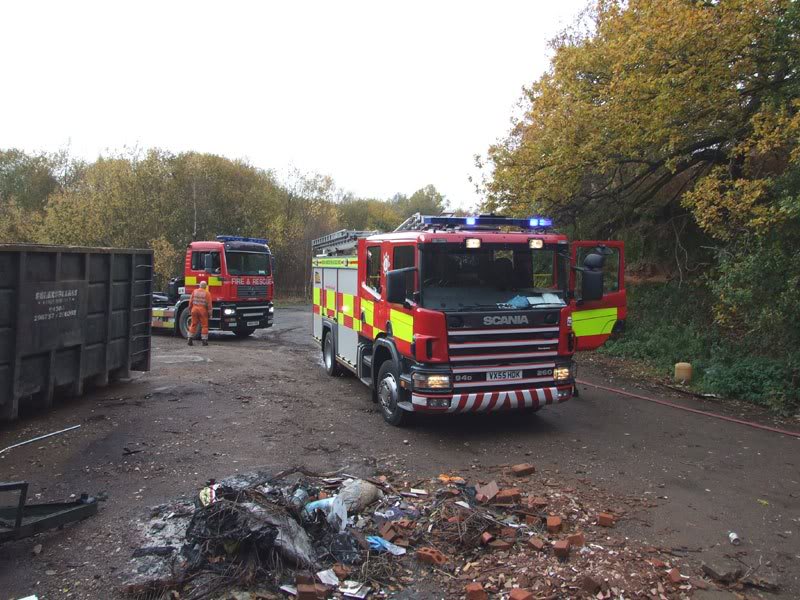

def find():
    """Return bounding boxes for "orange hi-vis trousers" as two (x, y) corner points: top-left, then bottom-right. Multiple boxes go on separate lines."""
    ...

(190, 307), (209, 340)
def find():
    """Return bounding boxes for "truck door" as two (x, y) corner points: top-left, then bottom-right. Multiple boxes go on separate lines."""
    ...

(569, 241), (626, 351)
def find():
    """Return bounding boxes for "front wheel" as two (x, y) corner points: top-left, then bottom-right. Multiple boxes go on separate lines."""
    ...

(178, 308), (192, 339)
(376, 361), (411, 427)
(323, 332), (341, 376)
(234, 327), (256, 338)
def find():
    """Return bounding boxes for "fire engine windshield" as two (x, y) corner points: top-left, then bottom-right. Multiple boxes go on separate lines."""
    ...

(225, 251), (271, 276)
(420, 243), (567, 311)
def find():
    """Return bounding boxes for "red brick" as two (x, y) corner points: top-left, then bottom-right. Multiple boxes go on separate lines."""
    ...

(396, 518), (414, 530)
(493, 488), (522, 504)
(668, 568), (682, 584)
(567, 532), (585, 547)
(296, 572), (314, 585)
(488, 539), (513, 551)
(648, 559), (666, 569)
(553, 539), (570, 558)
(527, 537), (545, 551)
(297, 584), (318, 600)
(511, 463), (536, 476)
(528, 496), (548, 510)
(332, 564), (350, 580)
(393, 537), (409, 547)
(500, 526), (517, 539)
(509, 588), (534, 600)
(480, 531), (494, 545)
(447, 515), (464, 524)
(315, 584), (330, 599)
(546, 515), (562, 533)
(524, 514), (540, 526)
(597, 512), (615, 527)
(416, 547), (448, 566)
(465, 582), (487, 600)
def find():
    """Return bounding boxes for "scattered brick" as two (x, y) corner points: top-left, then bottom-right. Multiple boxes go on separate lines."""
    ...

(527, 537), (545, 551)
(315, 584), (330, 599)
(297, 583), (318, 600)
(331, 564), (350, 580)
(393, 537), (409, 547)
(465, 582), (488, 600)
(509, 588), (534, 600)
(648, 559), (666, 569)
(488, 539), (513, 551)
(524, 514), (540, 526)
(480, 532), (494, 545)
(668, 568), (682, 584)
(396, 519), (414, 530)
(553, 539), (570, 558)
(546, 515), (562, 533)
(296, 572), (314, 585)
(528, 496), (548, 509)
(416, 547), (447, 566)
(567, 532), (586, 547)
(494, 488), (522, 504)
(500, 526), (517, 539)
(511, 463), (536, 476)
(598, 512), (616, 527)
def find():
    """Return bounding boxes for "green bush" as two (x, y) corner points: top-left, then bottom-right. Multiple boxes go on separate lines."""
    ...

(600, 282), (799, 414)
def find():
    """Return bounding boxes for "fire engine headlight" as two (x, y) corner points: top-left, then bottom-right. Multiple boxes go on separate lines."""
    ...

(529, 239), (544, 249)
(223, 308), (236, 316)
(554, 366), (572, 382)
(412, 373), (451, 389)
(465, 238), (481, 249)
(269, 306), (274, 313)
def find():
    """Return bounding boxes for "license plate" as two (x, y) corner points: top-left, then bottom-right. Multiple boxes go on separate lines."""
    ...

(247, 320), (260, 327)
(487, 370), (523, 381)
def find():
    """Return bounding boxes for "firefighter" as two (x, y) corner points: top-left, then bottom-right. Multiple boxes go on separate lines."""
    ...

(188, 280), (212, 346)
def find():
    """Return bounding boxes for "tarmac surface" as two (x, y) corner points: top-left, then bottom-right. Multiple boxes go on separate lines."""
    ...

(0, 305), (797, 599)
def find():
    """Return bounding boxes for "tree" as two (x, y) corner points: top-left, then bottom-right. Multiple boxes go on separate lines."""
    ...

(484, 0), (799, 246)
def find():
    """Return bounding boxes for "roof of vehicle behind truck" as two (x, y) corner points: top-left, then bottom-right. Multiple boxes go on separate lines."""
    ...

(365, 230), (568, 244)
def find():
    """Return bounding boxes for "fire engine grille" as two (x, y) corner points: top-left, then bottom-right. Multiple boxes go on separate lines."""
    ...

(447, 327), (560, 364)
(237, 285), (267, 298)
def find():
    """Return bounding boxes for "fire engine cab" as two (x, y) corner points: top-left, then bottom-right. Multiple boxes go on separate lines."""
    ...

(311, 214), (625, 426)
(152, 235), (275, 338)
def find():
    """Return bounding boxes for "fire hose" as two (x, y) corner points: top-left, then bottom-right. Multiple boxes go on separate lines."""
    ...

(577, 379), (800, 439)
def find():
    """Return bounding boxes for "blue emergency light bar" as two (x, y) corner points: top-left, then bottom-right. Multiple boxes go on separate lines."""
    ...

(422, 215), (553, 229)
(216, 235), (269, 245)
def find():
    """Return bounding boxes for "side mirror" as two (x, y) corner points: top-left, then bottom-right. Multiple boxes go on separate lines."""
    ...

(386, 267), (416, 305)
(203, 254), (213, 273)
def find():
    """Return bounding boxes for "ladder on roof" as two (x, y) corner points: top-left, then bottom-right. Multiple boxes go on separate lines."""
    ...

(312, 229), (377, 256)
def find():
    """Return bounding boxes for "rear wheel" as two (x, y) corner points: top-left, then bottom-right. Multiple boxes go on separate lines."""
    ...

(178, 308), (192, 339)
(376, 361), (411, 427)
(234, 327), (256, 338)
(323, 332), (341, 376)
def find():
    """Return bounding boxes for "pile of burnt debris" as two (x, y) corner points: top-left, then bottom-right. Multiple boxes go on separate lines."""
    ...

(123, 465), (775, 600)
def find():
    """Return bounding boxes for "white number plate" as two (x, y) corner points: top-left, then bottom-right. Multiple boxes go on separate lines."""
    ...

(487, 370), (523, 381)
(247, 320), (260, 326)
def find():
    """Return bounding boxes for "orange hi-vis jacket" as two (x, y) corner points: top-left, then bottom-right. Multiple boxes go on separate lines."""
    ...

(189, 287), (213, 312)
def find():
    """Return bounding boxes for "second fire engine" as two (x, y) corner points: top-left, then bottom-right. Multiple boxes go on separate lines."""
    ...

(311, 214), (626, 426)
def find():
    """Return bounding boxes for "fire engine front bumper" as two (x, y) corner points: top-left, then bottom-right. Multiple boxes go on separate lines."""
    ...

(404, 384), (574, 414)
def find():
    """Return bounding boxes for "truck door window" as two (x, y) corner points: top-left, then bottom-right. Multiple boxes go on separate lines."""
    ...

(393, 245), (416, 293)
(191, 251), (221, 273)
(575, 246), (620, 297)
(366, 246), (381, 294)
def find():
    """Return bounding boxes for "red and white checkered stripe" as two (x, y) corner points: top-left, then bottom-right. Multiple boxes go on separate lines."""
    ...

(410, 386), (571, 413)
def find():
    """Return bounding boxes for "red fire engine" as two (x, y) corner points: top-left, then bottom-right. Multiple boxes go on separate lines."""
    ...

(152, 236), (275, 338)
(311, 215), (625, 426)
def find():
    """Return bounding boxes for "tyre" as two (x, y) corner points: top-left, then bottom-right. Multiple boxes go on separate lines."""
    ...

(234, 327), (256, 338)
(178, 308), (192, 339)
(323, 332), (342, 376)
(376, 361), (411, 426)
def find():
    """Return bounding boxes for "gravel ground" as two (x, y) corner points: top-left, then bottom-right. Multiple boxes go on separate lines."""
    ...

(0, 306), (797, 599)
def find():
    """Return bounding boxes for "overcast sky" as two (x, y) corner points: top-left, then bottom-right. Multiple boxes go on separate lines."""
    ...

(1, 0), (586, 209)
